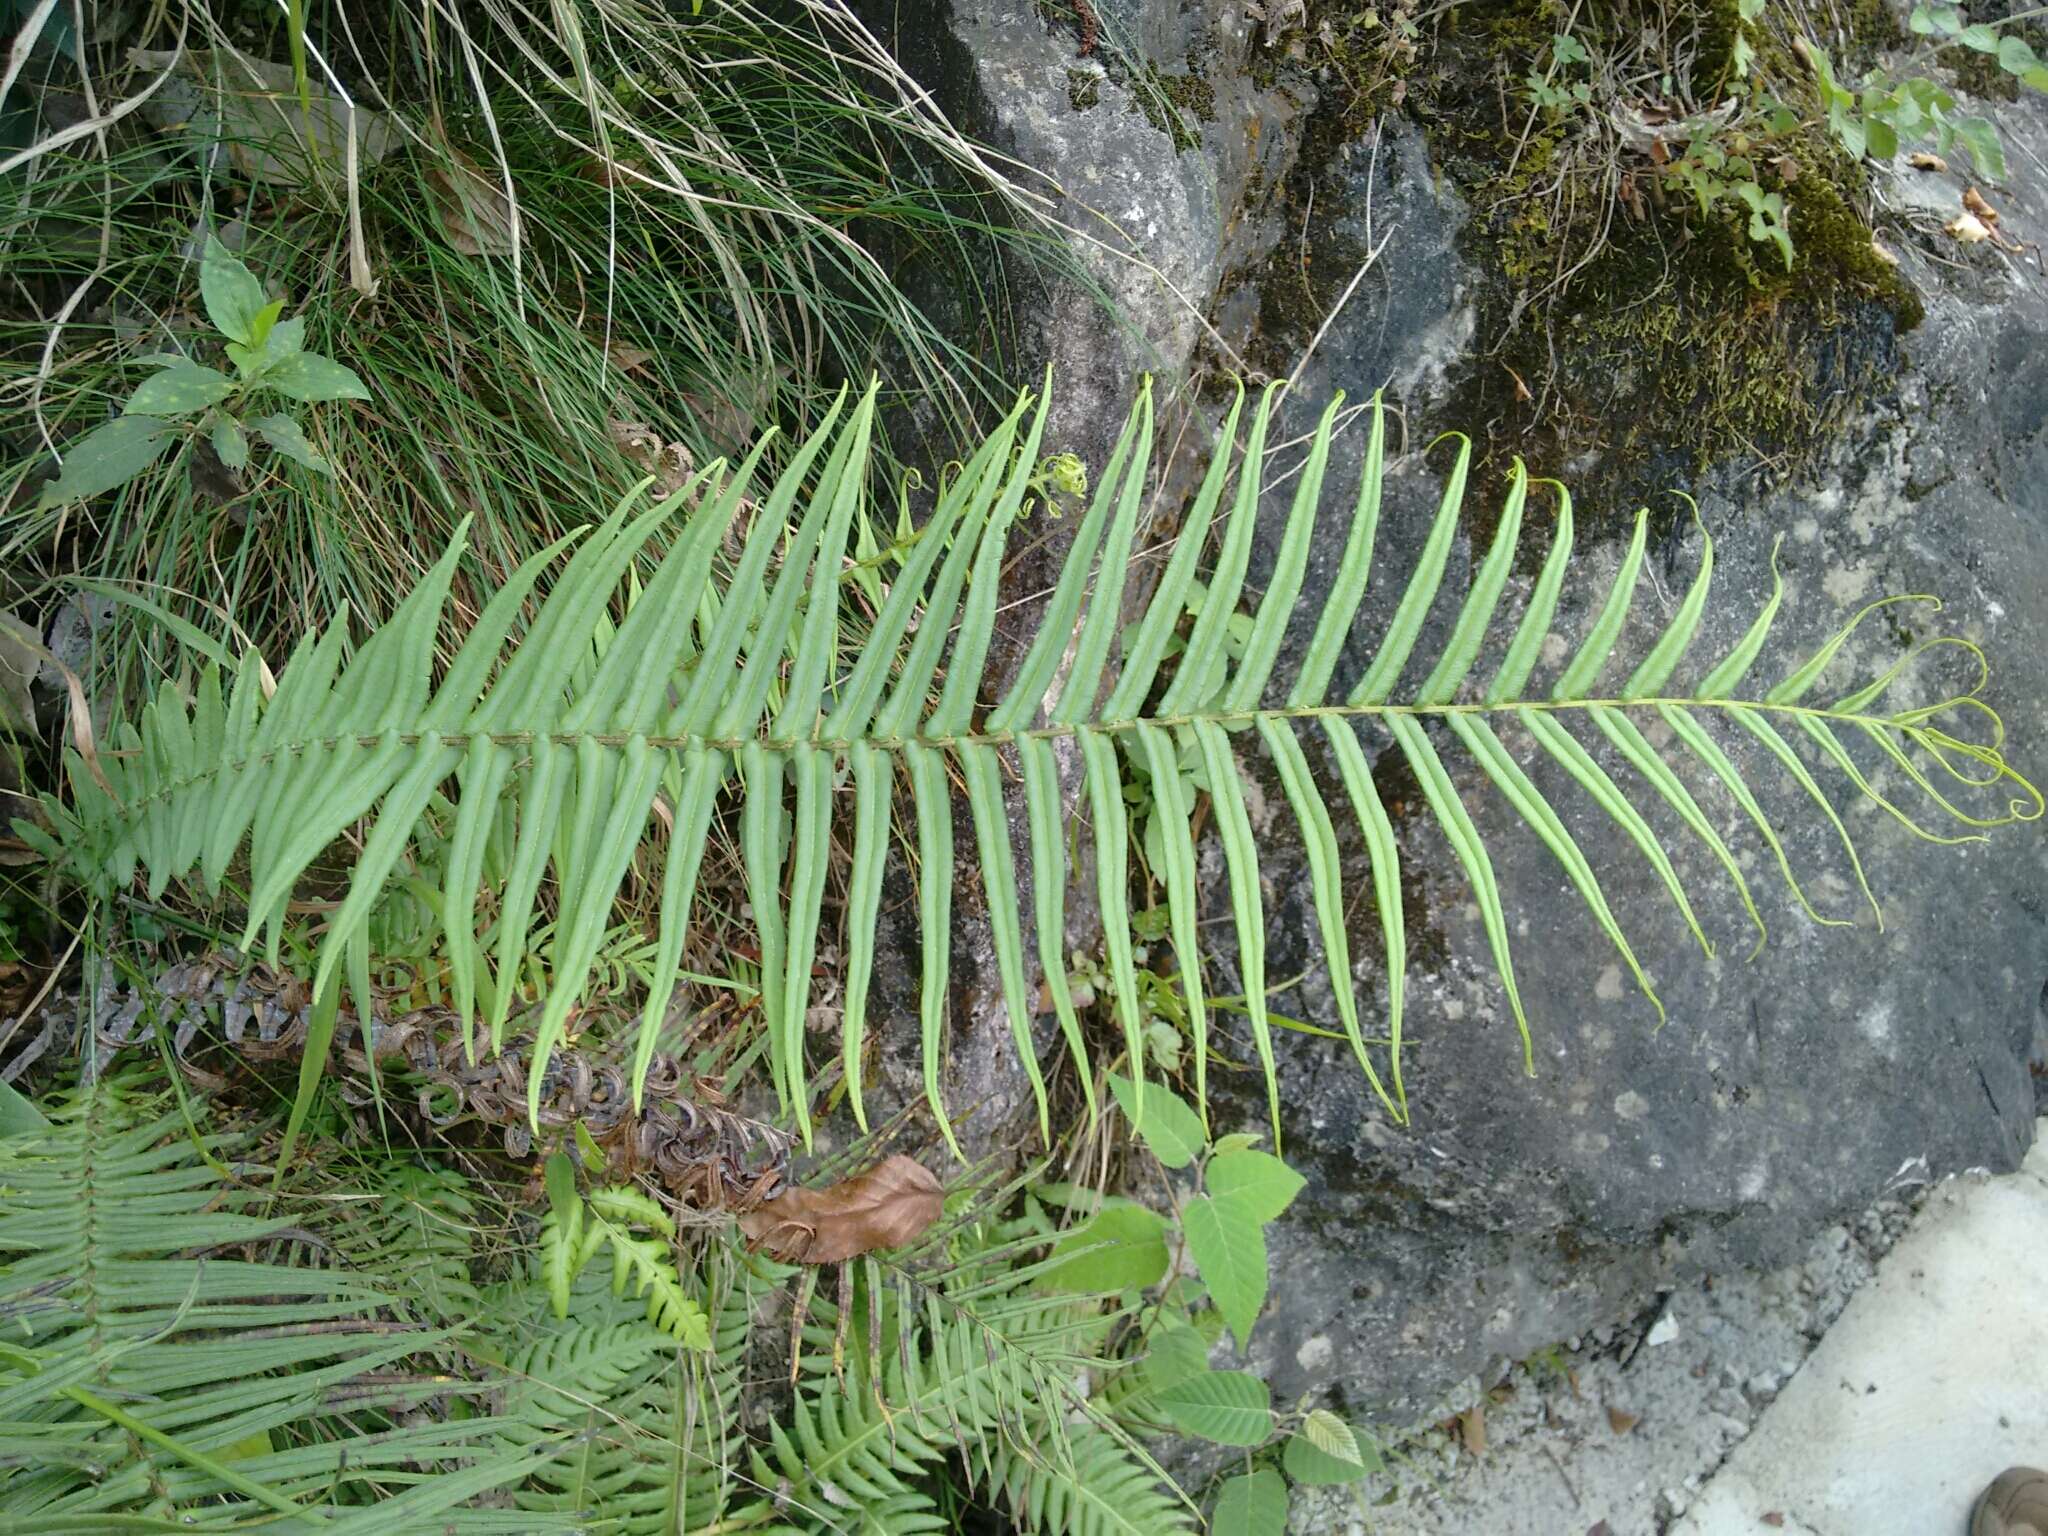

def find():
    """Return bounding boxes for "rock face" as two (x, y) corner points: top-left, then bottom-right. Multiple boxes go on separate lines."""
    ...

(873, 0), (2048, 1419)
(1222, 95), (2048, 1418)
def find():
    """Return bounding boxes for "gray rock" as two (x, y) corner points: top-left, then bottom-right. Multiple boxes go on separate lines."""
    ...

(855, 0), (1308, 1153)
(866, 0), (2048, 1432)
(1217, 97), (2048, 1418)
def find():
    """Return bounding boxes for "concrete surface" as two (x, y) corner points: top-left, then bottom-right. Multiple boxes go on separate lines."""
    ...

(1676, 1125), (2048, 1536)
(1287, 1118), (2048, 1532)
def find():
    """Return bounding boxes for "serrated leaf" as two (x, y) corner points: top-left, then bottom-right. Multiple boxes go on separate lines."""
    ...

(1206, 1148), (1305, 1224)
(126, 361), (233, 417)
(211, 415), (249, 470)
(1181, 1193), (1267, 1348)
(37, 416), (176, 507)
(1302, 1407), (1364, 1466)
(1284, 1419), (1382, 1484)
(259, 350), (370, 404)
(1109, 1072), (1205, 1168)
(201, 236), (269, 345)
(1211, 1470), (1287, 1536)
(1152, 1369), (1271, 1446)
(1143, 1322), (1209, 1396)
(1043, 1200), (1170, 1293)
(252, 413), (331, 473)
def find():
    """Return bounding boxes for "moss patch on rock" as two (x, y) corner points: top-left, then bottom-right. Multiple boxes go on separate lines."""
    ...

(1236, 0), (1928, 525)
(1424, 0), (1920, 522)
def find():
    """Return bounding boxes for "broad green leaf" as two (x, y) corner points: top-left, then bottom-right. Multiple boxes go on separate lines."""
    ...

(251, 413), (330, 473)
(1206, 1148), (1304, 1224)
(1211, 1470), (1287, 1536)
(1302, 1407), (1367, 1466)
(246, 297), (285, 348)
(37, 415), (176, 506)
(127, 361), (233, 417)
(1152, 1369), (1272, 1446)
(1181, 1193), (1267, 1347)
(201, 235), (269, 345)
(1143, 1322), (1209, 1395)
(1949, 114), (2006, 179)
(259, 350), (370, 403)
(1284, 1417), (1383, 1483)
(1042, 1201), (1170, 1293)
(210, 414), (249, 470)
(1109, 1072), (1204, 1169)
(543, 1151), (580, 1232)
(228, 316), (307, 379)
(0, 1075), (49, 1135)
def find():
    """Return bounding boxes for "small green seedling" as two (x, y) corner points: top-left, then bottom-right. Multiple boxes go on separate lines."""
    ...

(37, 237), (368, 509)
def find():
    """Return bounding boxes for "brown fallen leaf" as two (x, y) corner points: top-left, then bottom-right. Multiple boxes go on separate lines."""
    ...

(1907, 151), (1948, 172)
(1458, 1403), (1486, 1457)
(426, 143), (517, 258)
(1963, 186), (2001, 225)
(1947, 211), (1992, 244)
(1606, 1404), (1640, 1435)
(608, 420), (696, 498)
(129, 45), (396, 187)
(738, 1154), (945, 1264)
(607, 343), (656, 376)
(1761, 1515), (1786, 1529)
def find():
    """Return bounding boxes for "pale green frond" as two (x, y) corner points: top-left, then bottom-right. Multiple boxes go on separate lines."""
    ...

(1417, 460), (1526, 706)
(1189, 718), (1281, 1143)
(1132, 722), (1210, 1118)
(1449, 715), (1662, 1020)
(60, 380), (2039, 1156)
(1350, 434), (1471, 706)
(1553, 509), (1648, 701)
(1387, 714), (1533, 1072)
(1622, 504), (1713, 697)
(1257, 716), (1395, 1116)
(1485, 481), (1574, 706)
(1289, 392), (1386, 708)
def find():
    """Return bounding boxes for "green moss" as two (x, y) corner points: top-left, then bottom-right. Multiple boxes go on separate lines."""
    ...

(1158, 68), (1217, 122)
(1418, 1), (1923, 520)
(1068, 68), (1101, 111)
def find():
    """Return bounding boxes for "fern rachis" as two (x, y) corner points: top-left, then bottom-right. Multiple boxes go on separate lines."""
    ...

(36, 380), (2041, 1156)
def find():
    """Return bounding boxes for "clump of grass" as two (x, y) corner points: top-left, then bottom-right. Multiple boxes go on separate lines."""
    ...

(0, 0), (1066, 697)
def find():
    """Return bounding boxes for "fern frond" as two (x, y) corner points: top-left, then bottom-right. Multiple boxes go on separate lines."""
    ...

(993, 1428), (1200, 1536)
(0, 1072), (543, 1530)
(50, 381), (2042, 1153)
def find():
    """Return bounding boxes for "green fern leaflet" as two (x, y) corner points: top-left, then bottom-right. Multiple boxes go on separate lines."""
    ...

(35, 381), (2040, 1154)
